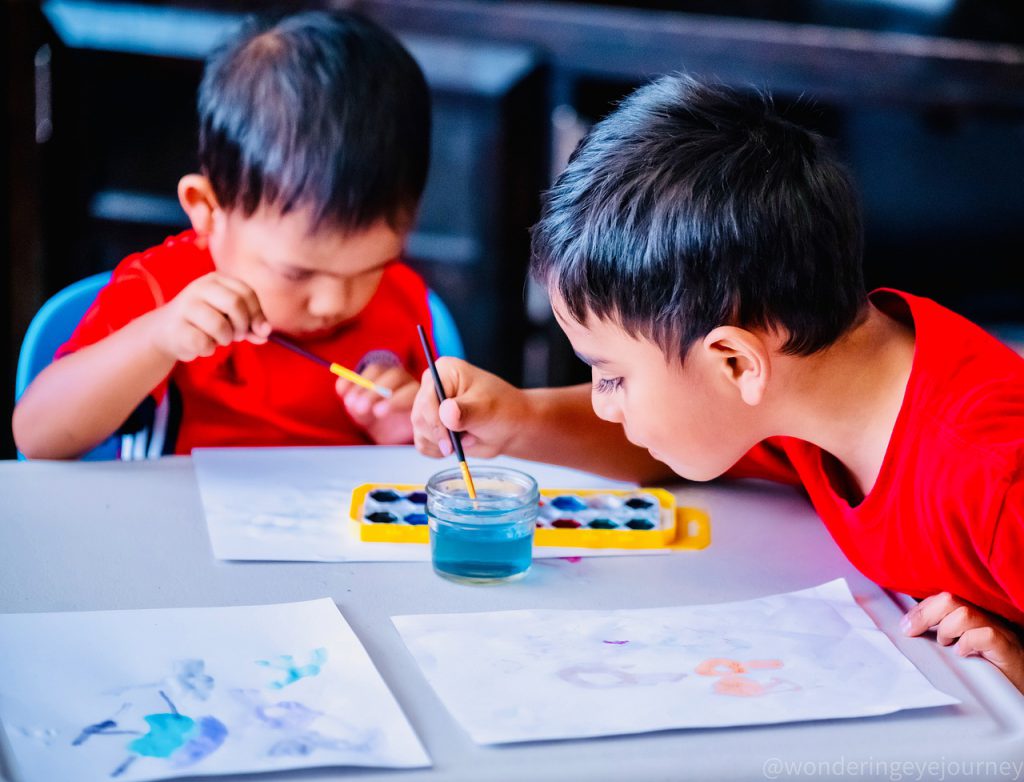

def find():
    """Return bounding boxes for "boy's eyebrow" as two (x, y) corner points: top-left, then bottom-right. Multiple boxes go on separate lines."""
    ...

(573, 350), (608, 368)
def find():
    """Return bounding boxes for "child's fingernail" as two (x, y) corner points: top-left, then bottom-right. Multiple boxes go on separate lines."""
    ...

(439, 439), (452, 456)
(373, 401), (389, 417)
(899, 615), (912, 633)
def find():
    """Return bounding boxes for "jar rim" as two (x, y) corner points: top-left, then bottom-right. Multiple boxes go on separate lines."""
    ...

(426, 465), (538, 506)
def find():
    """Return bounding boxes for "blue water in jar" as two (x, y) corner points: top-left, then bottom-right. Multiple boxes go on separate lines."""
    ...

(426, 467), (538, 584)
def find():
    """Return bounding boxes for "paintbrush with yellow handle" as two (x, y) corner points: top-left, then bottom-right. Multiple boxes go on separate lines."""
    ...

(268, 333), (393, 399)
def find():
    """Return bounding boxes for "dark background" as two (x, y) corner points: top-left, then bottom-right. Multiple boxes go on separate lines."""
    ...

(3, 0), (1023, 459)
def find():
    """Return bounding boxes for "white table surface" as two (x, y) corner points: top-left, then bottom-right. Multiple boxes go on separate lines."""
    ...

(1, 450), (1021, 782)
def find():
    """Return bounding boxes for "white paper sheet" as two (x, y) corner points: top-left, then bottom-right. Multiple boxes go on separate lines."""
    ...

(393, 579), (958, 744)
(0, 598), (429, 781)
(193, 446), (662, 562)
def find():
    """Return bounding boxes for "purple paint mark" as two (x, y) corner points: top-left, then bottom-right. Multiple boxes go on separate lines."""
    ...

(561, 556), (582, 563)
(268, 729), (378, 757)
(603, 640), (629, 645)
(256, 700), (322, 730)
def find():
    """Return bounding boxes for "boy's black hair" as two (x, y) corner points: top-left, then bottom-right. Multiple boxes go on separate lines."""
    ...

(198, 10), (430, 233)
(531, 75), (867, 361)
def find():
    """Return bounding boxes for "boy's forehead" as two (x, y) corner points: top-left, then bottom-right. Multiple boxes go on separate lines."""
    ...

(240, 208), (406, 270)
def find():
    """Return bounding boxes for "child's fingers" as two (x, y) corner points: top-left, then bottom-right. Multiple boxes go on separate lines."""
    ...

(216, 275), (270, 336)
(343, 385), (376, 419)
(372, 375), (418, 418)
(900, 591), (960, 636)
(934, 605), (984, 647)
(178, 324), (218, 361)
(185, 301), (236, 347)
(412, 370), (449, 452)
(955, 626), (1002, 659)
(200, 282), (258, 339)
(958, 628), (1024, 692)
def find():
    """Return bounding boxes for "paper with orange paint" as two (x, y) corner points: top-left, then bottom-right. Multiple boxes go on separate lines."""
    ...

(393, 579), (958, 744)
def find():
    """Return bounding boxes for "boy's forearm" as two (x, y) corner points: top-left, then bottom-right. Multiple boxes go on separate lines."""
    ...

(12, 312), (177, 459)
(506, 384), (675, 484)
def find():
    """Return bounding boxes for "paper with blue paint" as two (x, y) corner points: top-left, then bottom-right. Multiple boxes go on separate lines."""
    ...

(193, 445), (662, 562)
(0, 598), (430, 781)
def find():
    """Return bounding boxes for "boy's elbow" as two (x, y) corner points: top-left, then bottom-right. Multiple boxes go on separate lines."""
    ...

(12, 403), (44, 459)
(12, 402), (75, 460)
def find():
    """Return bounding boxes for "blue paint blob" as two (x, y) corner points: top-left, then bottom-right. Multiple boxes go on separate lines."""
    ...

(404, 513), (429, 525)
(128, 713), (196, 758)
(625, 497), (654, 510)
(551, 495), (588, 512)
(588, 519), (618, 529)
(366, 511), (398, 524)
(625, 518), (655, 530)
(369, 489), (401, 503)
(173, 716), (227, 767)
(405, 491), (428, 505)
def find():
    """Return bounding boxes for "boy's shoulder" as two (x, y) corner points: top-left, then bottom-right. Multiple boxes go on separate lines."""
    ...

(892, 289), (1024, 469)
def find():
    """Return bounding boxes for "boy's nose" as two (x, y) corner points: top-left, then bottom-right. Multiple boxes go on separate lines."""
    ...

(307, 280), (350, 318)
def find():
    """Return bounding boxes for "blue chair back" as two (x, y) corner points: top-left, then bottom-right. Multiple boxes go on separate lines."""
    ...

(16, 273), (464, 459)
(15, 272), (113, 403)
(15, 272), (120, 460)
(427, 289), (465, 360)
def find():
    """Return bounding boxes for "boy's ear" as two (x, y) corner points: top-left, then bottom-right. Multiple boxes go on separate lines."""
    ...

(177, 174), (220, 241)
(701, 326), (771, 406)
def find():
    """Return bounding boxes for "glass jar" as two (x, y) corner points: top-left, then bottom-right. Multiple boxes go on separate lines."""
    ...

(426, 466), (539, 583)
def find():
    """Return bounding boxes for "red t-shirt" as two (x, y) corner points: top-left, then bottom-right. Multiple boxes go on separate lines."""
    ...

(58, 231), (434, 453)
(728, 289), (1024, 626)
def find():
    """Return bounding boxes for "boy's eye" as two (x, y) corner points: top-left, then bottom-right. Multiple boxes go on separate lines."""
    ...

(593, 377), (623, 394)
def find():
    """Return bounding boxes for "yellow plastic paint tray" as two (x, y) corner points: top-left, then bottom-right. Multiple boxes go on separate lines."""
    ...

(349, 483), (710, 550)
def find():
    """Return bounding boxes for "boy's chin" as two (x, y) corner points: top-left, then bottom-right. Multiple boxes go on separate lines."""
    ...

(277, 322), (347, 341)
(650, 450), (722, 483)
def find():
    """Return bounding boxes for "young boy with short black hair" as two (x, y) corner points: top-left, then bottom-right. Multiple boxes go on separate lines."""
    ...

(411, 76), (1024, 691)
(15, 10), (435, 457)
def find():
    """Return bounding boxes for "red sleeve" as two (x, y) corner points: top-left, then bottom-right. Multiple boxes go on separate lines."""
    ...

(987, 473), (1024, 625)
(56, 268), (161, 358)
(724, 436), (802, 485)
(55, 256), (172, 401)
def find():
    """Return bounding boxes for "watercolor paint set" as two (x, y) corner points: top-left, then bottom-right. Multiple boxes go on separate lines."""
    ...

(348, 484), (711, 549)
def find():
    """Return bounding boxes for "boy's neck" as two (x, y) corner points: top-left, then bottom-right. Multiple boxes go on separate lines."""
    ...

(773, 302), (916, 502)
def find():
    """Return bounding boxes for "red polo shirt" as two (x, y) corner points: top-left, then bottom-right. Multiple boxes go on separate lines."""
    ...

(58, 231), (434, 452)
(728, 289), (1024, 626)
